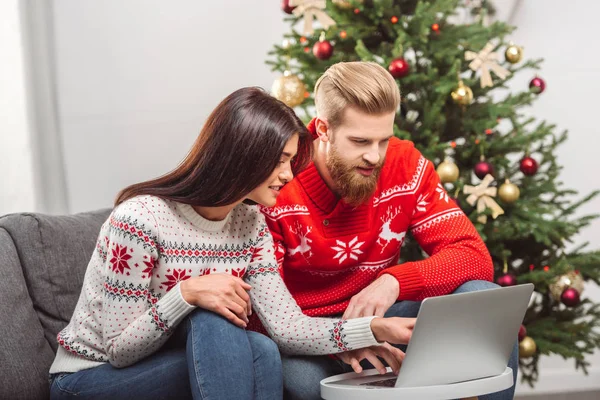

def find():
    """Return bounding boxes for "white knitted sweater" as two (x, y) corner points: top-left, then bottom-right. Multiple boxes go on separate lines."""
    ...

(50, 195), (378, 373)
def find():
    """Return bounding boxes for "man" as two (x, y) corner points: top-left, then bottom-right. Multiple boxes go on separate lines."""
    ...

(261, 61), (517, 399)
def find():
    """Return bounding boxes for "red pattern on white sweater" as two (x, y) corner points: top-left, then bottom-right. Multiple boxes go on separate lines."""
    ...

(261, 124), (493, 318)
(50, 195), (382, 374)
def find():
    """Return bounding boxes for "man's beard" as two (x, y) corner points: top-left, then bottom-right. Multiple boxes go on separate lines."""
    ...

(326, 145), (383, 207)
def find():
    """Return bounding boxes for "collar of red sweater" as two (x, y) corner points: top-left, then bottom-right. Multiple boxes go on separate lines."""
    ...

(297, 118), (371, 216)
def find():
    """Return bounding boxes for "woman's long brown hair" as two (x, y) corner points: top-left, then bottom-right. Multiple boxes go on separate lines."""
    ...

(115, 87), (311, 206)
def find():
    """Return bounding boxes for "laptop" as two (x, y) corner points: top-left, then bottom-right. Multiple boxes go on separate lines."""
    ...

(321, 284), (533, 398)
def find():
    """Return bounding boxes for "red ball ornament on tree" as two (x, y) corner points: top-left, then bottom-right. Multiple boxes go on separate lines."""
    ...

(561, 288), (581, 307)
(474, 160), (494, 180)
(529, 77), (546, 94)
(496, 273), (517, 287)
(313, 39), (334, 60)
(281, 0), (296, 14)
(388, 58), (410, 79)
(518, 325), (527, 342)
(520, 156), (538, 176)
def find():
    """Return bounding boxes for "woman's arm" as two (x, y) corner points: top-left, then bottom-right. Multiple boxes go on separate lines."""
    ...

(100, 201), (195, 368)
(246, 218), (413, 355)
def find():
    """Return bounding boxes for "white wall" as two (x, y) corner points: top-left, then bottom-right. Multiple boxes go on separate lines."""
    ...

(52, 0), (288, 212)
(507, 1), (600, 394)
(0, 0), (37, 214)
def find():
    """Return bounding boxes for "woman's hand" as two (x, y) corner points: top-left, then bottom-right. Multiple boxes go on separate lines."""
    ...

(180, 273), (252, 328)
(337, 342), (405, 375)
(370, 317), (416, 345)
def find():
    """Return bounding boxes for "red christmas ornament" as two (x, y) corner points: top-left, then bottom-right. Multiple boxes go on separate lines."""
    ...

(313, 40), (334, 60)
(391, 16), (399, 24)
(496, 273), (517, 287)
(281, 0), (296, 14)
(520, 156), (538, 176)
(431, 23), (440, 32)
(518, 325), (527, 342)
(561, 288), (580, 307)
(474, 160), (494, 179)
(529, 77), (546, 94)
(388, 58), (410, 79)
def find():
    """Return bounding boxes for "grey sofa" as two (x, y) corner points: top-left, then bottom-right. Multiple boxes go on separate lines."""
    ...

(0, 209), (111, 400)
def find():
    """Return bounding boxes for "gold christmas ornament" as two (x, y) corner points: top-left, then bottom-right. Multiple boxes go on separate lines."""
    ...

(505, 43), (524, 64)
(519, 336), (537, 358)
(332, 0), (363, 9)
(451, 80), (473, 106)
(465, 42), (511, 88)
(549, 271), (585, 302)
(498, 179), (520, 203)
(436, 160), (460, 183)
(463, 174), (505, 224)
(289, 0), (336, 35)
(272, 71), (307, 108)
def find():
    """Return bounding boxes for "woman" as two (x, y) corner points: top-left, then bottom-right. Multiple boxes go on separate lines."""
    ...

(49, 87), (415, 400)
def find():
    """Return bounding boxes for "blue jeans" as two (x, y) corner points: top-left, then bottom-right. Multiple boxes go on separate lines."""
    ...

(282, 280), (519, 400)
(50, 309), (283, 400)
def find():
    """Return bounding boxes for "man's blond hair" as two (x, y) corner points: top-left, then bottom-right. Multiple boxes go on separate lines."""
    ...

(314, 61), (400, 128)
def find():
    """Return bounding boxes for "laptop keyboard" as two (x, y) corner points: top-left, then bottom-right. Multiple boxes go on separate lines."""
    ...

(359, 378), (397, 387)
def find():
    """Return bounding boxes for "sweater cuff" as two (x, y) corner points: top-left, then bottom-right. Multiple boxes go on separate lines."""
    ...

(378, 263), (425, 301)
(340, 316), (381, 350)
(155, 282), (196, 330)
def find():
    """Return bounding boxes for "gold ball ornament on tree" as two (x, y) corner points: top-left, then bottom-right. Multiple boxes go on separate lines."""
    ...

(436, 160), (460, 183)
(519, 336), (537, 358)
(549, 271), (584, 302)
(332, 0), (363, 9)
(271, 71), (307, 108)
(505, 44), (523, 64)
(451, 80), (473, 106)
(498, 179), (520, 203)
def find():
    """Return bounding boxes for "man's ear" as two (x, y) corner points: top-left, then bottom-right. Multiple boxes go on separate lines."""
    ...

(315, 117), (331, 142)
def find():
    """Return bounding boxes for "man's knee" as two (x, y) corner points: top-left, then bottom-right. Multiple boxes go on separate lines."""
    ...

(384, 300), (421, 318)
(282, 355), (339, 400)
(453, 279), (498, 294)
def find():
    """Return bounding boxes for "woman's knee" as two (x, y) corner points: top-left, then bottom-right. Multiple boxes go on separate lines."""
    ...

(188, 308), (240, 330)
(186, 308), (248, 347)
(453, 280), (499, 294)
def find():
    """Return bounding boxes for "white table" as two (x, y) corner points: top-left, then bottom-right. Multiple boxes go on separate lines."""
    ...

(320, 367), (514, 400)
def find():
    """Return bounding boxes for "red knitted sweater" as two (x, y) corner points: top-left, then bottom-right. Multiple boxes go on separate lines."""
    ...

(260, 119), (493, 317)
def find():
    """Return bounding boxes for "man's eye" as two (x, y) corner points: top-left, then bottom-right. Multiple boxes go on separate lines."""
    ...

(353, 139), (366, 144)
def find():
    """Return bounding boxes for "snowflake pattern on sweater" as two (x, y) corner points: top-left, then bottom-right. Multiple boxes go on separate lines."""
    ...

(260, 134), (494, 318)
(51, 196), (379, 374)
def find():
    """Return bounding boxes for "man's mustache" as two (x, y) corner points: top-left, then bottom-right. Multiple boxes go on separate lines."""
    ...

(354, 162), (382, 169)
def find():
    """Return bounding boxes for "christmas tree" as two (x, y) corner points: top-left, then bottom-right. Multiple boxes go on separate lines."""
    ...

(269, 0), (600, 386)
